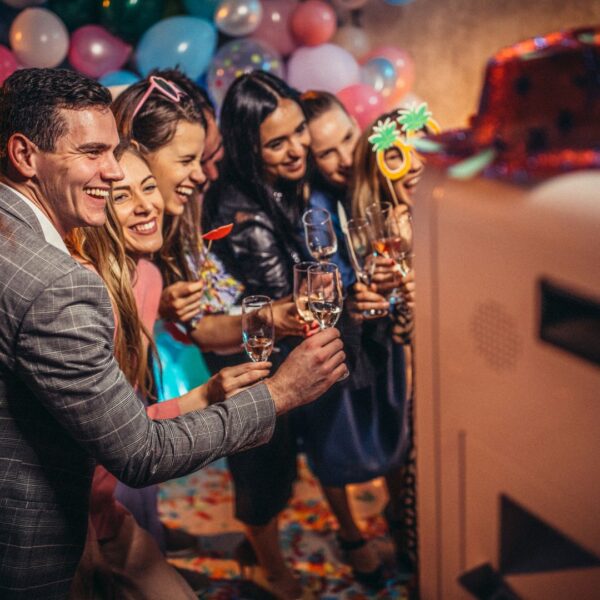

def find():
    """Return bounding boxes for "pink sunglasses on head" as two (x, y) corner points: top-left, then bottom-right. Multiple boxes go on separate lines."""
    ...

(131, 75), (187, 120)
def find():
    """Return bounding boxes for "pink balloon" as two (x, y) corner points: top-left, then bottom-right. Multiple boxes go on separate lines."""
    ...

(0, 45), (18, 85)
(290, 0), (336, 47)
(251, 0), (298, 57)
(337, 83), (385, 130)
(362, 45), (415, 108)
(69, 25), (131, 79)
(287, 43), (359, 94)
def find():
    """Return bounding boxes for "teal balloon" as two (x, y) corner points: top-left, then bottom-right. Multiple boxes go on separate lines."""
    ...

(135, 15), (217, 79)
(182, 0), (219, 20)
(100, 0), (166, 43)
(48, 0), (99, 31)
(99, 69), (140, 87)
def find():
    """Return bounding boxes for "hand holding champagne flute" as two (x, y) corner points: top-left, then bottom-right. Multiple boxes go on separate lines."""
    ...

(242, 295), (274, 363)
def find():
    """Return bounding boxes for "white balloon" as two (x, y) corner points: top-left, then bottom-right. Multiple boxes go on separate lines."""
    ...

(2, 0), (46, 8)
(287, 44), (360, 94)
(9, 8), (69, 68)
(215, 0), (263, 37)
(332, 24), (370, 60)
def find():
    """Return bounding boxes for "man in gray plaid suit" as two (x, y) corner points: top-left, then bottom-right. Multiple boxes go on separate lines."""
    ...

(0, 68), (346, 599)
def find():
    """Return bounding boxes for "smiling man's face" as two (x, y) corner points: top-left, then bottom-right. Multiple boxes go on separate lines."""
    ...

(32, 107), (123, 236)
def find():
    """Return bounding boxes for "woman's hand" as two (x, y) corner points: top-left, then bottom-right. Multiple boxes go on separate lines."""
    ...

(205, 361), (272, 404)
(159, 280), (205, 323)
(347, 282), (389, 322)
(273, 297), (305, 339)
(370, 257), (401, 296)
(398, 270), (415, 311)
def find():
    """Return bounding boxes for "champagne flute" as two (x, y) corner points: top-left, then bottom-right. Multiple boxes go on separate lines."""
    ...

(242, 295), (274, 362)
(307, 263), (343, 330)
(293, 261), (318, 325)
(302, 208), (338, 262)
(345, 218), (387, 319)
(307, 263), (348, 381)
(385, 213), (414, 318)
(365, 201), (394, 257)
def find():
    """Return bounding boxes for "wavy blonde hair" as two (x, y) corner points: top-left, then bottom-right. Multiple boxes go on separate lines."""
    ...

(350, 111), (401, 220)
(65, 145), (156, 399)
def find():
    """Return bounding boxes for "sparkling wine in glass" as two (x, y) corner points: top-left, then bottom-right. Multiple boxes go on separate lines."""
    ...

(344, 218), (387, 319)
(302, 208), (338, 263)
(307, 263), (348, 380)
(307, 263), (343, 330)
(293, 261), (318, 325)
(242, 295), (274, 362)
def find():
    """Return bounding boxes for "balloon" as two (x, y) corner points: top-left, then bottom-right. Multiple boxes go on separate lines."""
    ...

(99, 69), (140, 87)
(206, 38), (283, 108)
(9, 8), (69, 68)
(136, 16), (217, 79)
(290, 0), (336, 47)
(287, 43), (359, 94)
(331, 0), (368, 10)
(337, 83), (385, 130)
(100, 0), (165, 43)
(332, 24), (369, 59)
(251, 0), (298, 57)
(362, 45), (415, 107)
(183, 0), (220, 20)
(2, 0), (45, 7)
(360, 57), (396, 100)
(214, 0), (262, 37)
(0, 44), (18, 84)
(48, 0), (100, 31)
(68, 25), (131, 79)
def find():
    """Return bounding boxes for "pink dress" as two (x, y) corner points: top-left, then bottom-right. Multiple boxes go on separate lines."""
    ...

(89, 259), (180, 541)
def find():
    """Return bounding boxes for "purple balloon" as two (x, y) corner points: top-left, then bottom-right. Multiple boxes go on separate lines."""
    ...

(0, 44), (18, 84)
(69, 25), (131, 79)
(287, 43), (359, 94)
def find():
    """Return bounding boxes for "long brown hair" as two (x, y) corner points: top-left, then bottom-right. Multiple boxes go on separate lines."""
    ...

(65, 144), (157, 399)
(111, 69), (207, 287)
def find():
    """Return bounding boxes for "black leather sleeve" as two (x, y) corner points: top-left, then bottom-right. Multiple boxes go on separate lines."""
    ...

(226, 216), (293, 299)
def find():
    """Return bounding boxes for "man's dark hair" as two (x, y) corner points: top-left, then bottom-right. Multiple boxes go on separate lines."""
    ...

(0, 68), (112, 170)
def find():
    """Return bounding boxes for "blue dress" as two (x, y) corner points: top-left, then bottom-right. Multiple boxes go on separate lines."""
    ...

(298, 186), (411, 486)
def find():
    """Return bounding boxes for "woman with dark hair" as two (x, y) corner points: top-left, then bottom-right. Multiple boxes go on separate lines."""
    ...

(202, 71), (313, 600)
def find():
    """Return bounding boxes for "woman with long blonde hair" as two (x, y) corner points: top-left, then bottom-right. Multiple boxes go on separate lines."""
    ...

(67, 142), (270, 599)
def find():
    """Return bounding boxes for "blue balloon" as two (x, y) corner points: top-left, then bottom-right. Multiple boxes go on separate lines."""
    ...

(182, 0), (220, 21)
(99, 70), (141, 87)
(135, 16), (217, 79)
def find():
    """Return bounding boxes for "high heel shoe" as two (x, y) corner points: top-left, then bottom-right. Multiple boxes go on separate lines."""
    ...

(336, 535), (386, 590)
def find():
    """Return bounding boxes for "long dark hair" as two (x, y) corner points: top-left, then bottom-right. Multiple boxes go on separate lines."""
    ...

(111, 70), (207, 286)
(211, 70), (308, 238)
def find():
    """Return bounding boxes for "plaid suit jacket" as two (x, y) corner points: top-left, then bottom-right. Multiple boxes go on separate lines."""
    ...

(0, 186), (276, 599)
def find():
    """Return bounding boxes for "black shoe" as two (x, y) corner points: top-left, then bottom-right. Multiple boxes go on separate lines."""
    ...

(164, 525), (199, 558)
(336, 535), (386, 590)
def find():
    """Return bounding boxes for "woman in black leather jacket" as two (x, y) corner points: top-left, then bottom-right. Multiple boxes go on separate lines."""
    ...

(203, 71), (312, 600)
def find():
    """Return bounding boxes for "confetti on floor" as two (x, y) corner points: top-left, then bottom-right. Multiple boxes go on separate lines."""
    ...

(159, 456), (413, 599)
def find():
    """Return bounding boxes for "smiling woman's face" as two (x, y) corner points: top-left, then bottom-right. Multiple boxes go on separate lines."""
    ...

(383, 146), (424, 206)
(144, 120), (206, 216)
(259, 98), (310, 183)
(111, 150), (164, 258)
